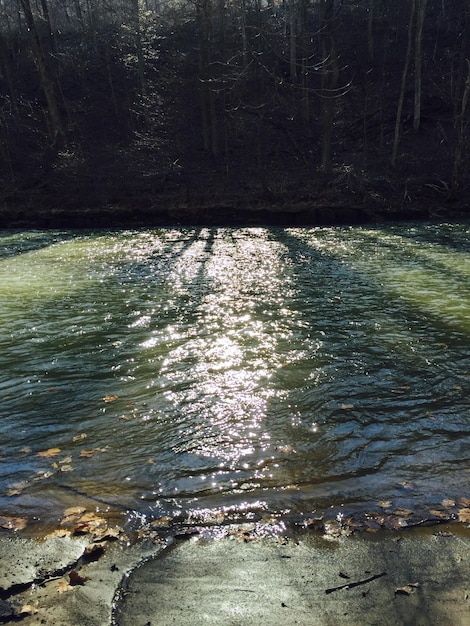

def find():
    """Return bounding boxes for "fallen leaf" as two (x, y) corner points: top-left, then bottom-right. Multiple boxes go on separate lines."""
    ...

(429, 509), (449, 520)
(395, 583), (419, 596)
(378, 500), (393, 509)
(33, 470), (54, 481)
(68, 570), (88, 586)
(60, 507), (86, 526)
(45, 529), (71, 539)
(63, 506), (86, 517)
(79, 447), (105, 458)
(72, 512), (107, 535)
(341, 404), (354, 410)
(393, 507), (413, 517)
(6, 481), (27, 497)
(441, 499), (456, 508)
(0, 516), (27, 531)
(19, 605), (38, 616)
(397, 481), (415, 490)
(37, 447), (61, 458)
(103, 395), (118, 403)
(57, 580), (73, 593)
(459, 497), (470, 507)
(458, 508), (470, 523)
(150, 515), (173, 528)
(72, 433), (87, 442)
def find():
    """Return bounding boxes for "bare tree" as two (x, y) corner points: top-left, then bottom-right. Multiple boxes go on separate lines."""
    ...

(19, 0), (64, 146)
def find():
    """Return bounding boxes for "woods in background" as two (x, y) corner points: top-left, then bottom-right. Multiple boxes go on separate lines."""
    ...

(1, 0), (469, 217)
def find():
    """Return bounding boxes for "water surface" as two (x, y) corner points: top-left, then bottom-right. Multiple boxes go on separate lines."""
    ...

(0, 224), (469, 532)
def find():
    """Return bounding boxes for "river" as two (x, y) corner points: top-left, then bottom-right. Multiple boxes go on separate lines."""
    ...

(0, 224), (469, 534)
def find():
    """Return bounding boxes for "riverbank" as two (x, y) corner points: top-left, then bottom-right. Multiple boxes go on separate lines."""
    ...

(0, 195), (469, 230)
(1, 522), (469, 625)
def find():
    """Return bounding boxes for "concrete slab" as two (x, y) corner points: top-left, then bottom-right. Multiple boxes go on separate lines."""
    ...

(114, 526), (470, 626)
(0, 525), (468, 626)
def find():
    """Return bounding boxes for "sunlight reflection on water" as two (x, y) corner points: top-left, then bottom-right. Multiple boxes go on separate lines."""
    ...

(0, 224), (469, 531)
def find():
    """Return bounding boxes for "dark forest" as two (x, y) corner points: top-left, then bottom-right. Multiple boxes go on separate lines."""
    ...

(1, 0), (470, 226)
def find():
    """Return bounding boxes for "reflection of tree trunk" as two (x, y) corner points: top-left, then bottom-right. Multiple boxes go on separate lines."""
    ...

(450, 59), (470, 198)
(413, 0), (428, 132)
(391, 0), (415, 166)
(19, 0), (64, 147)
(320, 0), (339, 173)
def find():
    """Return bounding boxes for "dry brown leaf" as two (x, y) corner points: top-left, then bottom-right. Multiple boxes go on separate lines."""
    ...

(395, 583), (419, 596)
(68, 570), (88, 586)
(341, 404), (354, 410)
(429, 509), (449, 519)
(20, 605), (38, 616)
(64, 506), (86, 517)
(150, 516), (173, 528)
(393, 507), (413, 517)
(57, 580), (73, 594)
(0, 515), (27, 531)
(79, 447), (106, 458)
(72, 433), (87, 442)
(441, 499), (456, 508)
(33, 470), (54, 481)
(378, 500), (393, 509)
(458, 508), (470, 523)
(72, 512), (107, 535)
(397, 481), (414, 490)
(60, 507), (86, 526)
(103, 395), (118, 403)
(459, 497), (470, 507)
(6, 481), (27, 497)
(37, 447), (61, 458)
(45, 528), (71, 539)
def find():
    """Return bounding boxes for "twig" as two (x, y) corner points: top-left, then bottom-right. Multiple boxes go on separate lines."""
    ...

(325, 572), (387, 594)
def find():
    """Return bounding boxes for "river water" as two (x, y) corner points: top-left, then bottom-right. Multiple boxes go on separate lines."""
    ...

(0, 224), (469, 533)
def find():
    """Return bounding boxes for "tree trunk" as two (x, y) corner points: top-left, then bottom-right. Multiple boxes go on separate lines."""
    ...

(131, 0), (148, 98)
(450, 59), (470, 198)
(367, 0), (374, 62)
(19, 0), (64, 147)
(413, 0), (428, 133)
(39, 0), (55, 53)
(391, 0), (415, 167)
(289, 0), (297, 83)
(320, 0), (339, 173)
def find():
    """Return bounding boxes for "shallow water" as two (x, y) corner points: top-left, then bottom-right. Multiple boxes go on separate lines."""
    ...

(0, 224), (469, 531)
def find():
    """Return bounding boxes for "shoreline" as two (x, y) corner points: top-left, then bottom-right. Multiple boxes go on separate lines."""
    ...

(1, 521), (469, 625)
(0, 199), (469, 230)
